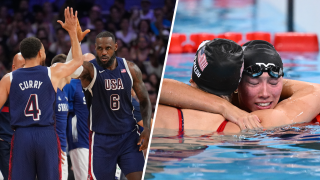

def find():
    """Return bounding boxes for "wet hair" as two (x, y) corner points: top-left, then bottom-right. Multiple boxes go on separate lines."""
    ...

(20, 37), (42, 60)
(51, 54), (66, 65)
(96, 31), (116, 43)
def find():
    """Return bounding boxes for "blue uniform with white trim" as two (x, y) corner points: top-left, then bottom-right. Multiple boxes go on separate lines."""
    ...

(9, 66), (61, 180)
(85, 57), (144, 180)
(55, 88), (68, 152)
(63, 79), (89, 151)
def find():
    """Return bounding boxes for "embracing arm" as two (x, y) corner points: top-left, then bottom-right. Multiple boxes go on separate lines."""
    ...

(271, 80), (320, 125)
(127, 61), (152, 150)
(159, 79), (260, 130)
(0, 74), (10, 108)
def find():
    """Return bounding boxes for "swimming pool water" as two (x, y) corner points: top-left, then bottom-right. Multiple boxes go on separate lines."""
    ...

(146, 0), (320, 179)
(146, 53), (320, 179)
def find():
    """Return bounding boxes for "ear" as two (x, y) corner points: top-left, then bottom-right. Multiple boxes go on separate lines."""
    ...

(234, 88), (238, 93)
(189, 78), (197, 88)
(115, 43), (118, 52)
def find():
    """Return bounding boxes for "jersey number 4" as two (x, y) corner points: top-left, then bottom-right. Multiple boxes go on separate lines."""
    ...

(24, 94), (41, 120)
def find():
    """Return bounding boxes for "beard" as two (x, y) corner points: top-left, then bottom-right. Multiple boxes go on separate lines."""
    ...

(96, 52), (117, 69)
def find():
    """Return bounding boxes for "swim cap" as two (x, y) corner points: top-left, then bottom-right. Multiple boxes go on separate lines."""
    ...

(242, 40), (283, 70)
(192, 38), (244, 96)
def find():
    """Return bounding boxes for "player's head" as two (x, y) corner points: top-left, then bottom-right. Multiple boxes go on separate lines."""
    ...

(12, 52), (25, 71)
(51, 54), (71, 84)
(83, 53), (96, 62)
(20, 37), (46, 65)
(51, 54), (67, 65)
(190, 38), (244, 102)
(95, 31), (118, 69)
(238, 40), (284, 112)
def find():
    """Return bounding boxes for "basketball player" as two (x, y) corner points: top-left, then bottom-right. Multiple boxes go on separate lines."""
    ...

(0, 53), (25, 180)
(67, 29), (152, 179)
(0, 7), (83, 179)
(51, 54), (72, 180)
(63, 53), (92, 180)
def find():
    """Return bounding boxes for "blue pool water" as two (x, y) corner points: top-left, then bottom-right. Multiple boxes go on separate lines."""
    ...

(146, 0), (320, 179)
(146, 53), (320, 180)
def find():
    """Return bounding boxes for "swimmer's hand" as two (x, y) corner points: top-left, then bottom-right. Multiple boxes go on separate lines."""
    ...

(222, 103), (262, 130)
(137, 128), (150, 151)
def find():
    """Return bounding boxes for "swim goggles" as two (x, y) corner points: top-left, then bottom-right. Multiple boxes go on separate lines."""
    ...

(243, 64), (284, 78)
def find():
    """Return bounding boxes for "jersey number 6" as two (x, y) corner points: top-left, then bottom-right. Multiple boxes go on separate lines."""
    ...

(24, 94), (41, 120)
(111, 94), (120, 111)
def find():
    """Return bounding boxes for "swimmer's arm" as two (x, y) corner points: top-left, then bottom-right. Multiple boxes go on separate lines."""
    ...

(273, 81), (320, 124)
(280, 79), (320, 99)
(159, 79), (260, 130)
(160, 79), (226, 112)
(128, 61), (151, 150)
(0, 74), (10, 108)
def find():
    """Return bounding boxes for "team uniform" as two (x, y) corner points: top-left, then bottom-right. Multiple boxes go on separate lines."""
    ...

(55, 88), (69, 180)
(85, 57), (144, 179)
(132, 98), (144, 133)
(63, 79), (89, 180)
(9, 66), (61, 180)
(0, 100), (13, 180)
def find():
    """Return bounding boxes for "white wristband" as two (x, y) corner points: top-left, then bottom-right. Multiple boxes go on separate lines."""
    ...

(70, 65), (83, 78)
(66, 42), (81, 62)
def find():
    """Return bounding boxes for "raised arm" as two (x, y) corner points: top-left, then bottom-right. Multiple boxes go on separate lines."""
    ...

(127, 61), (152, 151)
(50, 7), (83, 89)
(0, 74), (10, 109)
(64, 18), (93, 88)
(159, 78), (260, 130)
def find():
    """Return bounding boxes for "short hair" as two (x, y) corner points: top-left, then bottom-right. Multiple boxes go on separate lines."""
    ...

(20, 37), (42, 60)
(96, 31), (116, 43)
(51, 54), (67, 65)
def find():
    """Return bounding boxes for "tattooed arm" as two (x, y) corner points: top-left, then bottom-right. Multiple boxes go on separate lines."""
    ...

(127, 61), (152, 151)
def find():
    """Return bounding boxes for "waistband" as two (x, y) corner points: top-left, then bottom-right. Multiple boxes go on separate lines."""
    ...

(14, 125), (55, 131)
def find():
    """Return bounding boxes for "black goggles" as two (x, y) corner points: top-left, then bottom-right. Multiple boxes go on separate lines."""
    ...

(243, 65), (284, 78)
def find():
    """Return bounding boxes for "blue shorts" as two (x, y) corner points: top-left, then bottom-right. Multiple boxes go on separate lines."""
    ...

(88, 129), (144, 179)
(9, 126), (61, 180)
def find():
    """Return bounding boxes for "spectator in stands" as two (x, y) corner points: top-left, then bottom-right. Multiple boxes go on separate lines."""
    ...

(50, 28), (68, 55)
(131, 35), (152, 62)
(116, 17), (137, 46)
(140, 0), (155, 22)
(139, 20), (155, 42)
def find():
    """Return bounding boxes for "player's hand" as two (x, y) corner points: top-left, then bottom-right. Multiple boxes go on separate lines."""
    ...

(222, 103), (262, 130)
(61, 150), (66, 165)
(76, 20), (90, 42)
(57, 7), (78, 33)
(137, 128), (151, 151)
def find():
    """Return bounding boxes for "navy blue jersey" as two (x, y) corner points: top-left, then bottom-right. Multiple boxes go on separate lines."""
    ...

(132, 98), (142, 123)
(64, 79), (89, 150)
(85, 57), (137, 135)
(9, 66), (56, 129)
(55, 88), (68, 152)
(132, 98), (144, 133)
(0, 100), (13, 143)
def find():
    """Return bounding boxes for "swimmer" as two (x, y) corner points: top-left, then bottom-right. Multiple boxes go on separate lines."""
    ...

(156, 40), (320, 134)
